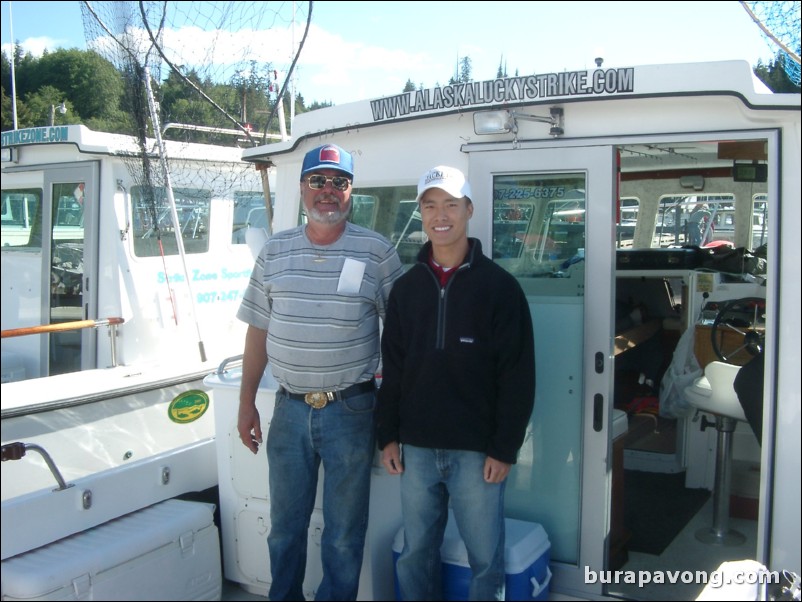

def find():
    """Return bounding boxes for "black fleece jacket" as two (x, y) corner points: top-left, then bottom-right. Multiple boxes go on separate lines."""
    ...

(375, 239), (536, 464)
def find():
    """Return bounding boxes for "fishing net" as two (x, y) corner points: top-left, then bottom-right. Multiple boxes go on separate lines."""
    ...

(740, 1), (801, 86)
(78, 1), (311, 253)
(81, 1), (312, 145)
(78, 1), (311, 358)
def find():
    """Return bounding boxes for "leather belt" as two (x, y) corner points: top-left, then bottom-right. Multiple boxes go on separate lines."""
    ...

(279, 380), (376, 409)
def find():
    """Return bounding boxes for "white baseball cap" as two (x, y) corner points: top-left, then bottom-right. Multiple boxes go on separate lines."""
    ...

(416, 166), (472, 203)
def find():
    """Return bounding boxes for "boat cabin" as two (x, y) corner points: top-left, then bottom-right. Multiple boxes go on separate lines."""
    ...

(224, 59), (799, 600)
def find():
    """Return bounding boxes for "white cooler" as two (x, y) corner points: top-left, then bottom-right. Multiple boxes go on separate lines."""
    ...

(1, 499), (221, 601)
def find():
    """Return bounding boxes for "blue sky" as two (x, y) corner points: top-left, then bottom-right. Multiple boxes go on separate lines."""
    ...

(2, 1), (778, 106)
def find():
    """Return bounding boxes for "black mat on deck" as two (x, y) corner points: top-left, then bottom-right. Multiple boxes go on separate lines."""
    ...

(624, 469), (710, 556)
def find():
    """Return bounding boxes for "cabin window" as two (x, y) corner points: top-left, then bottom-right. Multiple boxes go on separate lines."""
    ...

(652, 194), (770, 250)
(490, 174), (586, 278)
(0, 189), (43, 248)
(344, 186), (420, 266)
(49, 181), (87, 375)
(349, 194), (378, 228)
(232, 191), (273, 244)
(55, 190), (84, 227)
(131, 186), (211, 256)
(616, 197), (639, 248)
(752, 195), (768, 251)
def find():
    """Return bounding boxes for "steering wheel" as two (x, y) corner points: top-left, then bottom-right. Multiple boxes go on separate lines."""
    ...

(710, 297), (766, 363)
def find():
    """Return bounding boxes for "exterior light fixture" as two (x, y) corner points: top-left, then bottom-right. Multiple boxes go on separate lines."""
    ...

(473, 111), (515, 135)
(473, 107), (564, 139)
(49, 102), (68, 126)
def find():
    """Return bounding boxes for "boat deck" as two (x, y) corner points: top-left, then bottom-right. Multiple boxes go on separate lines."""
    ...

(220, 494), (757, 601)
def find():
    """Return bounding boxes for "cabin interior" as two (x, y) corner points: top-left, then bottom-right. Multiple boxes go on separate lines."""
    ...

(608, 272), (762, 600)
(605, 141), (767, 600)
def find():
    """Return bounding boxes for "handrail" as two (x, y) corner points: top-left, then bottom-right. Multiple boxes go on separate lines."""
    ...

(1, 442), (73, 491)
(216, 354), (244, 375)
(1, 317), (124, 368)
(1, 317), (124, 339)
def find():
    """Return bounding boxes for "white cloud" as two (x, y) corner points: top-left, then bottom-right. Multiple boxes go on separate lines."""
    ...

(290, 24), (443, 103)
(3, 36), (66, 58)
(151, 22), (442, 104)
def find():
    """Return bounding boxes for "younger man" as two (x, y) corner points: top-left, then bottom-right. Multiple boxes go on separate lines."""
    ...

(376, 165), (536, 601)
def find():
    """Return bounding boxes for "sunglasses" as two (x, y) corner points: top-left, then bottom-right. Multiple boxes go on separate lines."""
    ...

(306, 174), (351, 191)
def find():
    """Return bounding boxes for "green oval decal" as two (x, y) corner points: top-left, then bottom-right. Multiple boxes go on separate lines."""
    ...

(168, 390), (210, 424)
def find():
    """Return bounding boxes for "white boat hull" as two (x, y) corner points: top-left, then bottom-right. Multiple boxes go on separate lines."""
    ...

(1, 364), (218, 560)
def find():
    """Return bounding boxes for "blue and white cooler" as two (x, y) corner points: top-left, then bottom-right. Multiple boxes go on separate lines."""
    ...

(392, 510), (551, 601)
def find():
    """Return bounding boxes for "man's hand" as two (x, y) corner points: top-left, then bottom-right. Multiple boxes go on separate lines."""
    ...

(484, 456), (511, 483)
(381, 441), (404, 474)
(237, 404), (262, 454)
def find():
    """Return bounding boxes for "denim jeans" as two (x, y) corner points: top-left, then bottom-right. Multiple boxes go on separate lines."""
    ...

(266, 388), (376, 601)
(396, 445), (506, 601)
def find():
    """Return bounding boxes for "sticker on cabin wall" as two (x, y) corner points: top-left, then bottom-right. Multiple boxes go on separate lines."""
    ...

(168, 390), (210, 424)
(695, 273), (715, 294)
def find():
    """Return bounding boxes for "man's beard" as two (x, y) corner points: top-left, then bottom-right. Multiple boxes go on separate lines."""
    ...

(306, 197), (351, 225)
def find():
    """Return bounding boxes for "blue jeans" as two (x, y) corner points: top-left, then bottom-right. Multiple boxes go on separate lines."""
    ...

(396, 445), (506, 601)
(266, 388), (376, 601)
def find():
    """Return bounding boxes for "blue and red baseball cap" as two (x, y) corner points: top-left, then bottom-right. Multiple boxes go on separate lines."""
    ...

(300, 144), (354, 180)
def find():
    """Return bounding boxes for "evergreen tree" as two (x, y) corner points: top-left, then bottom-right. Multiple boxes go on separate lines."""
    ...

(496, 56), (507, 79)
(459, 56), (472, 83)
(754, 53), (801, 93)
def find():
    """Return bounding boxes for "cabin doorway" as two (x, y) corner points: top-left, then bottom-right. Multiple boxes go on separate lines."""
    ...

(1, 162), (99, 378)
(609, 136), (769, 600)
(466, 132), (771, 599)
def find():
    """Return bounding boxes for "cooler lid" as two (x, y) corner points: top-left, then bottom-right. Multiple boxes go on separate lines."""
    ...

(1, 500), (215, 599)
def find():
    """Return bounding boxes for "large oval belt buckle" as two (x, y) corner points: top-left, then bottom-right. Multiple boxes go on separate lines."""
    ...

(304, 391), (330, 409)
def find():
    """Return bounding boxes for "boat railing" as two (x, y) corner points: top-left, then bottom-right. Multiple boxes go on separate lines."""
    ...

(1, 317), (125, 368)
(1, 442), (73, 492)
(215, 354), (244, 375)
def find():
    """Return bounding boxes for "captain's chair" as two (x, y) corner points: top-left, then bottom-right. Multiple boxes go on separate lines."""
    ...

(684, 361), (747, 546)
(685, 361), (746, 422)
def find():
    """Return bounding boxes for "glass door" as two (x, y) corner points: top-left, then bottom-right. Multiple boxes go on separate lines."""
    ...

(44, 164), (99, 376)
(468, 145), (616, 597)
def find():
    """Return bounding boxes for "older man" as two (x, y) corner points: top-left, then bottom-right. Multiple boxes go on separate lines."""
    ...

(236, 144), (403, 600)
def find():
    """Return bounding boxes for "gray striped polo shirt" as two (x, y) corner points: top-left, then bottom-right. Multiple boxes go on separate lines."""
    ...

(237, 222), (404, 393)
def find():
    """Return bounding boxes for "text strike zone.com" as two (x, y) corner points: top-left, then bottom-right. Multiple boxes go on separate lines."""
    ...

(584, 567), (780, 589)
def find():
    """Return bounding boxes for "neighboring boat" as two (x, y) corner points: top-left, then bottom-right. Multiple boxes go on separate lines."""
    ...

(1, 125), (268, 579)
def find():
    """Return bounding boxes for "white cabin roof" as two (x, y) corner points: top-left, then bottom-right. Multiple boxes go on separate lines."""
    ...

(242, 60), (799, 163)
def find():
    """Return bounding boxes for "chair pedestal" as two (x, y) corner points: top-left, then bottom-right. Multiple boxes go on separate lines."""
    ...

(695, 415), (746, 546)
